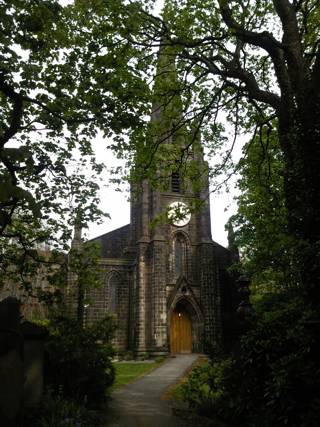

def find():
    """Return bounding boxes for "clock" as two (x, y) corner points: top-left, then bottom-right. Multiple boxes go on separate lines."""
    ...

(167, 201), (191, 227)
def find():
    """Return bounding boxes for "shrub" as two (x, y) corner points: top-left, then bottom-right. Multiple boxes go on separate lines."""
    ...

(181, 295), (320, 426)
(44, 315), (116, 406)
(181, 358), (235, 419)
(233, 296), (320, 427)
(25, 390), (100, 427)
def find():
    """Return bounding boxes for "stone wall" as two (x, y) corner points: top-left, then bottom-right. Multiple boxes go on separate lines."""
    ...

(197, 242), (222, 352)
(85, 263), (132, 351)
(149, 237), (168, 355)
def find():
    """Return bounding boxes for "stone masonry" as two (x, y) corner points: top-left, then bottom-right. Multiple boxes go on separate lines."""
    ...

(69, 46), (239, 356)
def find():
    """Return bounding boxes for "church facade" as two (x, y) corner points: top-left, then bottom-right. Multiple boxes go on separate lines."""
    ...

(72, 49), (238, 356)
(80, 164), (238, 356)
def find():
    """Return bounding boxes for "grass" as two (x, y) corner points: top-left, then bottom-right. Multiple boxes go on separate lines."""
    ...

(112, 359), (165, 390)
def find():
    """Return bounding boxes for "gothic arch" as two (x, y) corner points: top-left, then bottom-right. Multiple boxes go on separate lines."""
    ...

(168, 291), (204, 353)
(169, 231), (191, 280)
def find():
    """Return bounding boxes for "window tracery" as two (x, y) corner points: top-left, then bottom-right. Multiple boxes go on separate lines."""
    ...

(173, 233), (188, 278)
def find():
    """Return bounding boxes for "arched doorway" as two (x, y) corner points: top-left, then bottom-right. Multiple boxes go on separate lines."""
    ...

(170, 303), (192, 353)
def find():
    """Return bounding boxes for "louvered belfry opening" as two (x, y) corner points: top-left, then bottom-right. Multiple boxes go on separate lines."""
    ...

(171, 171), (180, 193)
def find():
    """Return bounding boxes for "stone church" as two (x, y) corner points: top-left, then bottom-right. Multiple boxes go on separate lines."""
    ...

(72, 49), (238, 357)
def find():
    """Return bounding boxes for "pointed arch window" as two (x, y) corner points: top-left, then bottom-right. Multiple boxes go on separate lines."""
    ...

(174, 233), (187, 277)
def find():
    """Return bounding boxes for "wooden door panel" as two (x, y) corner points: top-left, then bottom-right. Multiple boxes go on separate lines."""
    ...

(170, 309), (192, 353)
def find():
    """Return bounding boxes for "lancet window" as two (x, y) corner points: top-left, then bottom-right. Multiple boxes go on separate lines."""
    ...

(173, 233), (188, 277)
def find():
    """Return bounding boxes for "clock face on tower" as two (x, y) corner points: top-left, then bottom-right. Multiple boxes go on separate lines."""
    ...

(167, 201), (191, 227)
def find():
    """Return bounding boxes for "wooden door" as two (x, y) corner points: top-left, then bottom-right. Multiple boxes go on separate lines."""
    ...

(170, 308), (192, 353)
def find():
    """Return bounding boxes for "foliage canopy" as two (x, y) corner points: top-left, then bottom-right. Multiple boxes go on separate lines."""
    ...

(0, 0), (153, 288)
(119, 0), (320, 307)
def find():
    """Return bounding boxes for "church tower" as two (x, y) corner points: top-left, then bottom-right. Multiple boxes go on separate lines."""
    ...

(130, 43), (224, 356)
(85, 40), (238, 356)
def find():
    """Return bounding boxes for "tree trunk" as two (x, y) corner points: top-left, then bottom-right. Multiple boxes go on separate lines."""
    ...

(77, 281), (85, 325)
(279, 92), (320, 308)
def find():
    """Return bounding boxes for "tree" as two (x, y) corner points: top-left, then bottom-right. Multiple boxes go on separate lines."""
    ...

(230, 129), (295, 290)
(67, 232), (104, 324)
(0, 0), (153, 288)
(107, 4), (320, 424)
(120, 0), (320, 308)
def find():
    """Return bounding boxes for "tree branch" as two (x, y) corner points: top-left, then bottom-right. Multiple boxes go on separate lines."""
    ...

(272, 0), (306, 96)
(181, 49), (281, 111)
(0, 74), (24, 148)
(217, 1), (296, 116)
(218, 0), (284, 53)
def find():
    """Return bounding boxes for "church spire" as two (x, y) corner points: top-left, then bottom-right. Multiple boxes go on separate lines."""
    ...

(151, 40), (183, 129)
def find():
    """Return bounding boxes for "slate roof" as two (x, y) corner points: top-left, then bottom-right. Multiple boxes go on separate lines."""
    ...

(89, 224), (131, 258)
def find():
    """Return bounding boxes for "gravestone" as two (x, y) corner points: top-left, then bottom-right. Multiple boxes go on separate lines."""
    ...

(0, 297), (24, 427)
(22, 321), (47, 407)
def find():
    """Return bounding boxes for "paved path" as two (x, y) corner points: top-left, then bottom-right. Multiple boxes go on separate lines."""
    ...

(104, 354), (200, 427)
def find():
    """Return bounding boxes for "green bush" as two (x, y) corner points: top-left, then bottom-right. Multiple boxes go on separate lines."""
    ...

(182, 295), (320, 426)
(234, 296), (320, 427)
(44, 315), (115, 406)
(181, 358), (234, 418)
(25, 390), (100, 427)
